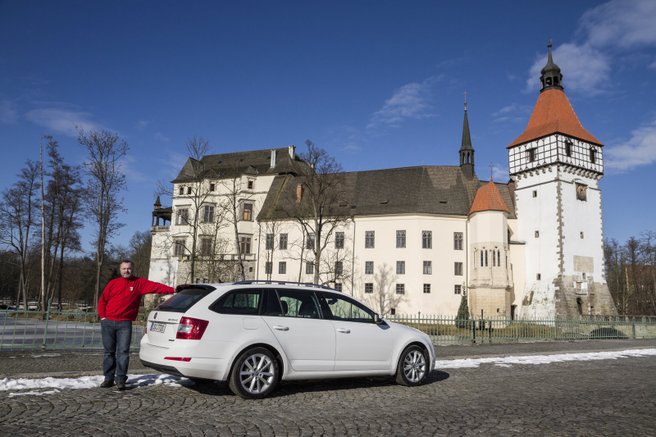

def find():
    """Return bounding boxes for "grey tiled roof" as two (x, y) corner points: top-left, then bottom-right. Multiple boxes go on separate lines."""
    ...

(172, 147), (305, 183)
(258, 166), (516, 220)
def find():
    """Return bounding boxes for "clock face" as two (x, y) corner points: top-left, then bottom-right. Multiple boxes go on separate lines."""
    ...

(576, 183), (587, 201)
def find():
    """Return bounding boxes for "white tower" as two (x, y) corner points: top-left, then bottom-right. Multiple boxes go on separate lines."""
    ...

(508, 42), (616, 319)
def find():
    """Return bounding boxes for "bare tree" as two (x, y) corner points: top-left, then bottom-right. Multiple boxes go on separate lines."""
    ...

(218, 175), (255, 281)
(288, 140), (351, 285)
(0, 160), (40, 310)
(79, 129), (128, 308)
(40, 136), (83, 310)
(362, 263), (404, 316)
(167, 137), (215, 283)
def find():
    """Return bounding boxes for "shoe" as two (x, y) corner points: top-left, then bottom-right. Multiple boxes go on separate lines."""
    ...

(116, 381), (127, 391)
(100, 380), (114, 388)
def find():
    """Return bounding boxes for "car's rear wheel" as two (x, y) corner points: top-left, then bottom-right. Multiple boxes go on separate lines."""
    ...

(229, 347), (279, 399)
(395, 345), (428, 386)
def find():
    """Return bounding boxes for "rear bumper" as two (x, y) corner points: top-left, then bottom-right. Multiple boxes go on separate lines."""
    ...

(139, 340), (229, 381)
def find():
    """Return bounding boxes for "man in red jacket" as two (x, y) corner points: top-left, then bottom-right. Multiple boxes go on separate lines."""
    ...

(98, 259), (174, 390)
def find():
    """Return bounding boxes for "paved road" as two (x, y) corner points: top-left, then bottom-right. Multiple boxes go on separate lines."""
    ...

(1, 340), (655, 436)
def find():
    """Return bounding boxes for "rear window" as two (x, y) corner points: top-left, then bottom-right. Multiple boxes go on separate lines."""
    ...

(157, 287), (214, 312)
(210, 289), (262, 315)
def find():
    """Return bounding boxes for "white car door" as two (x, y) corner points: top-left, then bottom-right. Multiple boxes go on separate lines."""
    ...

(319, 293), (393, 371)
(261, 289), (335, 372)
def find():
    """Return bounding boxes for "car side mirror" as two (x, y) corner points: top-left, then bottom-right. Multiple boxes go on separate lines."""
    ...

(373, 313), (383, 324)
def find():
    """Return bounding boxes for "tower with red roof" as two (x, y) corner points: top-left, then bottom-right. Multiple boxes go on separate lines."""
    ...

(507, 42), (616, 319)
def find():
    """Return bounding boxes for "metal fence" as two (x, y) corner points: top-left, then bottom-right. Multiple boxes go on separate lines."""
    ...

(2, 309), (656, 352)
(387, 314), (656, 346)
(0, 310), (147, 351)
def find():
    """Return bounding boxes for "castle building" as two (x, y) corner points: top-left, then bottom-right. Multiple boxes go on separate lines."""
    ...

(149, 44), (617, 319)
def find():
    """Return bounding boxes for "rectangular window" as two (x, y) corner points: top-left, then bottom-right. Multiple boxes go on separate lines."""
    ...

(306, 261), (314, 275)
(590, 148), (596, 163)
(178, 186), (184, 195)
(279, 233), (288, 250)
(335, 232), (345, 249)
(423, 284), (431, 294)
(334, 283), (342, 292)
(265, 233), (274, 250)
(265, 262), (272, 274)
(240, 236), (252, 255)
(565, 140), (572, 157)
(365, 231), (375, 248)
(335, 261), (343, 275)
(396, 261), (405, 275)
(242, 203), (253, 221)
(454, 262), (463, 276)
(396, 230), (406, 248)
(175, 208), (189, 225)
(395, 284), (405, 295)
(528, 148), (536, 162)
(454, 232), (463, 250)
(454, 285), (462, 294)
(209, 183), (215, 192)
(200, 238), (212, 256)
(365, 261), (374, 275)
(364, 283), (374, 294)
(247, 179), (254, 189)
(187, 186), (192, 195)
(173, 239), (186, 256)
(202, 205), (215, 223)
(278, 262), (287, 274)
(423, 261), (432, 275)
(306, 233), (315, 250)
(422, 230), (432, 249)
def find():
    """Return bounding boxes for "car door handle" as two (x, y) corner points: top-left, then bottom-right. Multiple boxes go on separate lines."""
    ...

(273, 325), (289, 331)
(336, 328), (351, 334)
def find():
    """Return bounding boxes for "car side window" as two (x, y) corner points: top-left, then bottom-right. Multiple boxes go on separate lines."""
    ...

(210, 289), (262, 315)
(275, 289), (321, 319)
(318, 293), (375, 323)
(261, 289), (284, 316)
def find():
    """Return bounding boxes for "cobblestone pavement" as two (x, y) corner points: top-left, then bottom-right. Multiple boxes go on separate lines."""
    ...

(1, 340), (655, 436)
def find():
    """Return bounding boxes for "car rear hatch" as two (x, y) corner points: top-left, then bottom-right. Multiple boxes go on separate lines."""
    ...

(144, 285), (215, 347)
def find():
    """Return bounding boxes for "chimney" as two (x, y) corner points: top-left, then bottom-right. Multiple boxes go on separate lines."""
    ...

(295, 183), (303, 203)
(288, 145), (296, 159)
(270, 149), (277, 168)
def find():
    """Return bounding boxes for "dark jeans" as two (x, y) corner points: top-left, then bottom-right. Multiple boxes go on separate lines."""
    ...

(101, 319), (133, 383)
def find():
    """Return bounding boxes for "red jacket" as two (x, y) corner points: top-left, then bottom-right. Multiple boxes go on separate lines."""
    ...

(98, 276), (174, 321)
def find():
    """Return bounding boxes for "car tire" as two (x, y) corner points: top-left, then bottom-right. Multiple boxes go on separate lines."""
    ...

(395, 345), (428, 386)
(228, 347), (279, 399)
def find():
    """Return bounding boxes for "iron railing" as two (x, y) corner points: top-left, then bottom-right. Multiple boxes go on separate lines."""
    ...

(2, 309), (656, 351)
(387, 314), (656, 345)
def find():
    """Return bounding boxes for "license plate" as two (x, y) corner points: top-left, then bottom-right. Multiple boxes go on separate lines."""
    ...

(150, 321), (166, 333)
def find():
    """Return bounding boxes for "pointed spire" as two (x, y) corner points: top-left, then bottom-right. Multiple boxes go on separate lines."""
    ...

(459, 92), (475, 178)
(154, 195), (161, 209)
(540, 40), (563, 92)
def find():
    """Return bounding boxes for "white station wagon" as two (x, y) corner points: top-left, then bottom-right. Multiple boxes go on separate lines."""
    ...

(140, 281), (436, 398)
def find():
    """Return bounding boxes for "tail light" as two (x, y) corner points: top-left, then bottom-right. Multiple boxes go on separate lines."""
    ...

(176, 317), (209, 340)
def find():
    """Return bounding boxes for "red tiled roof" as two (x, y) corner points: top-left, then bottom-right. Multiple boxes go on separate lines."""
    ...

(469, 181), (510, 215)
(508, 88), (602, 148)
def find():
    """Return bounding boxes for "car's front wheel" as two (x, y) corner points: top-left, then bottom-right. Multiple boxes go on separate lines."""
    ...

(229, 347), (279, 399)
(395, 345), (428, 386)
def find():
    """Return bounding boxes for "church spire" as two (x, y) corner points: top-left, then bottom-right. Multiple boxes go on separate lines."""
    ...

(540, 40), (563, 92)
(459, 92), (475, 179)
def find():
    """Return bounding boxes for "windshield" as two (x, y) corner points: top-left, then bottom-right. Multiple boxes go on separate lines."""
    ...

(156, 286), (215, 312)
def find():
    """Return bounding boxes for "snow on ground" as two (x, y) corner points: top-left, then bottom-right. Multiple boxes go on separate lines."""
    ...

(435, 348), (656, 369)
(1, 348), (655, 396)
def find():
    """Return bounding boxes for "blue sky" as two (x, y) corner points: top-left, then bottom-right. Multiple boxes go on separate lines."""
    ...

(1, 0), (655, 251)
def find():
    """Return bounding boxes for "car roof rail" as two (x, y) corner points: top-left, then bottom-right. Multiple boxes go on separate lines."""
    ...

(232, 280), (337, 290)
